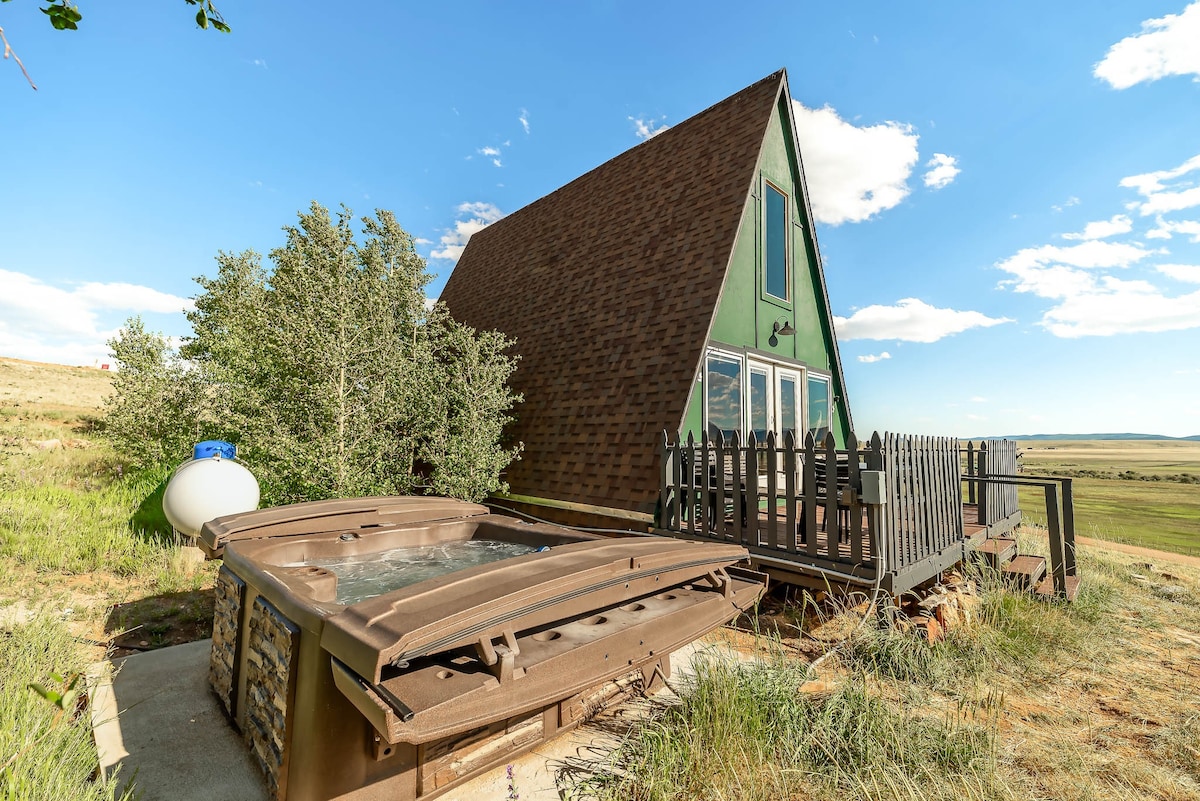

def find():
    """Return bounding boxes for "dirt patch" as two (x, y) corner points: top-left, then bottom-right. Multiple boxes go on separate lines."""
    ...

(1078, 536), (1200, 568)
(104, 588), (215, 658)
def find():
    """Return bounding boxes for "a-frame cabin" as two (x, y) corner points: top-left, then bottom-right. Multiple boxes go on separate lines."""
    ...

(440, 69), (852, 529)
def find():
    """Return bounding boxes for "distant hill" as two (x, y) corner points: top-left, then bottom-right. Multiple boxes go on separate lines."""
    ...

(985, 433), (1200, 442)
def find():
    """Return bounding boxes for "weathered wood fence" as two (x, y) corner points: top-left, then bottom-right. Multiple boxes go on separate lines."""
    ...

(658, 430), (966, 594)
(962, 439), (1021, 529)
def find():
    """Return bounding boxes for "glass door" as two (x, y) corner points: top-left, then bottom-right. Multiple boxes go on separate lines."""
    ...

(776, 369), (802, 445)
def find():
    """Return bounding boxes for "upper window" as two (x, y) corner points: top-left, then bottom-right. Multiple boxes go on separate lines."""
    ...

(764, 183), (789, 301)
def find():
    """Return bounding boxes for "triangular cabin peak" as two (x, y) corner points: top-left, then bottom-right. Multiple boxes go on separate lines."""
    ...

(683, 70), (853, 453)
(439, 69), (852, 528)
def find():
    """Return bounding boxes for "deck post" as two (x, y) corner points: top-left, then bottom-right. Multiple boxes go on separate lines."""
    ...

(745, 430), (759, 547)
(766, 431), (779, 550)
(783, 430), (797, 552)
(683, 431), (696, 535)
(714, 432), (728, 541)
(865, 432), (887, 581)
(1044, 483), (1067, 597)
(658, 430), (675, 530)
(1061, 477), (1077, 577)
(965, 441), (977, 504)
(731, 431), (744, 546)
(977, 442), (988, 527)
(803, 433), (818, 558)
(700, 431), (712, 539)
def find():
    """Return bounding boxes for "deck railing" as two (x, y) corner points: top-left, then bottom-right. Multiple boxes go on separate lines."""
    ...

(962, 439), (1021, 527)
(658, 430), (966, 592)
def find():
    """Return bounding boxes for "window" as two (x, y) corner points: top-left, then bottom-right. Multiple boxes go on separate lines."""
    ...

(748, 367), (770, 441)
(807, 375), (831, 442)
(702, 350), (827, 445)
(764, 183), (789, 300)
(778, 373), (798, 443)
(705, 353), (743, 439)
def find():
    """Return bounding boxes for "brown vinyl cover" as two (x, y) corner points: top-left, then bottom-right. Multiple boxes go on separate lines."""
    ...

(319, 537), (752, 683)
(330, 572), (764, 744)
(198, 496), (489, 558)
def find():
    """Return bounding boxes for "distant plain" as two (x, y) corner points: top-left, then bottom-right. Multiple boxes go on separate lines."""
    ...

(1017, 440), (1200, 556)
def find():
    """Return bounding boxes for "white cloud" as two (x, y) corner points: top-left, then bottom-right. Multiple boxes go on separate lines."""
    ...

(1158, 264), (1200, 283)
(430, 201), (505, 262)
(1121, 153), (1200, 216)
(491, 158), (502, 168)
(478, 146), (501, 157)
(0, 268), (193, 366)
(1051, 196), (1081, 213)
(1061, 214), (1133, 241)
(251, 58), (267, 69)
(1040, 277), (1200, 337)
(629, 116), (669, 140)
(519, 109), (530, 134)
(994, 236), (1200, 337)
(792, 100), (919, 225)
(857, 351), (891, 363)
(1094, 2), (1200, 89)
(995, 240), (1155, 297)
(922, 153), (960, 190)
(834, 298), (1013, 343)
(1147, 216), (1200, 241)
(970, 396), (987, 403)
(413, 237), (432, 245)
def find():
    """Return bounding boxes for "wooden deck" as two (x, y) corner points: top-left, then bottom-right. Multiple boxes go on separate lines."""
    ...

(660, 432), (1025, 595)
(673, 500), (1002, 592)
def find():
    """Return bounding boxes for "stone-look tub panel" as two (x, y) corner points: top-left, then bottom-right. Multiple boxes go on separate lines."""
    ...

(209, 566), (245, 718)
(244, 596), (299, 801)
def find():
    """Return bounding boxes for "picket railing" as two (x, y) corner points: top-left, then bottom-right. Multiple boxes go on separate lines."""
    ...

(658, 430), (966, 592)
(962, 439), (1021, 528)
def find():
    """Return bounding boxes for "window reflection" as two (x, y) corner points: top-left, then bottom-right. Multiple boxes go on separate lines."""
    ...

(706, 355), (742, 439)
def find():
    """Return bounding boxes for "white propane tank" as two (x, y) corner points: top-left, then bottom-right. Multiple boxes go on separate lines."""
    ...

(162, 440), (260, 539)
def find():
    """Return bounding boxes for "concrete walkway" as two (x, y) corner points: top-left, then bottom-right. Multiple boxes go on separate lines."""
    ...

(89, 638), (729, 801)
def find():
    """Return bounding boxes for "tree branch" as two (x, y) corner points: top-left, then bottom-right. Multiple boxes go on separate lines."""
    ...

(0, 26), (38, 90)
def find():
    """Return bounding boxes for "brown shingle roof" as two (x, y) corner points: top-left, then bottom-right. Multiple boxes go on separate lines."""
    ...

(439, 71), (785, 515)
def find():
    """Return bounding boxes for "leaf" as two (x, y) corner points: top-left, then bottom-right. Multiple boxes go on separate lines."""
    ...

(211, 19), (231, 33)
(196, 9), (208, 29)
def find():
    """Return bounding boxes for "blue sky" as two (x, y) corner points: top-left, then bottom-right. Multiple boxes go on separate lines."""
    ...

(3, 1), (1199, 437)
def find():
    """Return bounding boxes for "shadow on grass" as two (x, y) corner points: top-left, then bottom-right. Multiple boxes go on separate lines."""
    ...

(105, 588), (214, 655)
(129, 473), (174, 544)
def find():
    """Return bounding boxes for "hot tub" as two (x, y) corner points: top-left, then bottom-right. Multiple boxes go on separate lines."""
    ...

(200, 497), (764, 801)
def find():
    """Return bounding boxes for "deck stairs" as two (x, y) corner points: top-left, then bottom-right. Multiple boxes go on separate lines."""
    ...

(968, 532), (1081, 601)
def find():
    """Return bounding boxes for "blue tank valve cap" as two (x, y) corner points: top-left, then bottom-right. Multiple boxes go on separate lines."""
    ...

(193, 440), (236, 460)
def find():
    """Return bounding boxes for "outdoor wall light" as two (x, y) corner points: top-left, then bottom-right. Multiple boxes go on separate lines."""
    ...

(769, 317), (795, 347)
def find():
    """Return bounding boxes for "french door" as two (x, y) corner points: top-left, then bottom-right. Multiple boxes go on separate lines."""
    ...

(747, 357), (803, 445)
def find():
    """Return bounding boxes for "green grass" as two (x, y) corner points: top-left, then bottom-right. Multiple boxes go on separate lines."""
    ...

(1017, 478), (1200, 556)
(0, 612), (134, 801)
(0, 444), (212, 593)
(0, 424), (217, 801)
(574, 652), (1003, 801)
(1014, 440), (1200, 556)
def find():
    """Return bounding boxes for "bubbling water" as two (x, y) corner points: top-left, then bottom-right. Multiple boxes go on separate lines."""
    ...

(298, 539), (538, 605)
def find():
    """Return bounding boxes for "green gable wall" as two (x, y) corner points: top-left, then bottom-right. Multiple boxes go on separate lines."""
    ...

(682, 93), (852, 446)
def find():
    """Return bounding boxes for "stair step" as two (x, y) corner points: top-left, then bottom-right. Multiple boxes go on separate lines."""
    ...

(1003, 554), (1047, 590)
(974, 537), (1017, 568)
(1035, 574), (1081, 602)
